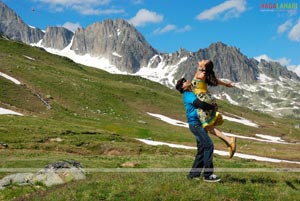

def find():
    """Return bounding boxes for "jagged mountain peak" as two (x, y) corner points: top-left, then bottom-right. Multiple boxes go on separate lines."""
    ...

(208, 41), (232, 48)
(204, 42), (299, 82)
(258, 59), (300, 81)
(0, 1), (44, 44)
(207, 42), (244, 57)
(183, 43), (259, 83)
(41, 26), (74, 50)
(71, 18), (158, 73)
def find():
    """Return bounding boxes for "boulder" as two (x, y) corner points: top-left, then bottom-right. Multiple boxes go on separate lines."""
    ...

(0, 160), (86, 190)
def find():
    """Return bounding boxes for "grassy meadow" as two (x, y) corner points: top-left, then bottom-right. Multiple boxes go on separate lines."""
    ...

(0, 37), (300, 200)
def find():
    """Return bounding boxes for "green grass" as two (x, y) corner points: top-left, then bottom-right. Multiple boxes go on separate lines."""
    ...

(1, 38), (300, 200)
(5, 172), (299, 201)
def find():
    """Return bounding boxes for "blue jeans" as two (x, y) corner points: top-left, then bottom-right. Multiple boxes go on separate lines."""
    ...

(188, 123), (214, 178)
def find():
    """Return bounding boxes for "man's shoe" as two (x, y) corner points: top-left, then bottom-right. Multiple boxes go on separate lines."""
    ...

(187, 175), (200, 180)
(203, 174), (221, 182)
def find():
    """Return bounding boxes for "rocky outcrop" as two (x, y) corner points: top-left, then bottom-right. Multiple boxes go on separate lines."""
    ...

(0, 161), (86, 190)
(172, 42), (259, 83)
(0, 1), (44, 44)
(201, 42), (260, 83)
(167, 42), (299, 85)
(71, 19), (158, 73)
(41, 27), (74, 50)
(258, 59), (299, 80)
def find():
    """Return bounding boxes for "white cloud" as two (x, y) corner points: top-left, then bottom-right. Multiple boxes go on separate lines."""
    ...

(277, 19), (293, 34)
(131, 0), (143, 4)
(176, 25), (192, 33)
(128, 9), (163, 27)
(275, 57), (291, 66)
(153, 24), (176, 35)
(37, 0), (111, 6)
(35, 0), (124, 15)
(62, 22), (81, 32)
(287, 65), (300, 76)
(153, 24), (191, 35)
(51, 6), (64, 12)
(196, 0), (246, 21)
(73, 6), (124, 15)
(254, 54), (291, 66)
(254, 54), (272, 62)
(288, 18), (300, 41)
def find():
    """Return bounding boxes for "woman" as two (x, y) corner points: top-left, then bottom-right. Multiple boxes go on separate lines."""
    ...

(192, 59), (236, 158)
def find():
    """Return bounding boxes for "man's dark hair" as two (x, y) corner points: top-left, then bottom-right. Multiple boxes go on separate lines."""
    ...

(175, 78), (186, 94)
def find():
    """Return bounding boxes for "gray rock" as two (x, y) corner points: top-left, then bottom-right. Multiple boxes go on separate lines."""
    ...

(0, 161), (86, 189)
(173, 42), (260, 84)
(137, 120), (147, 124)
(31, 171), (64, 187)
(0, 173), (34, 189)
(259, 59), (299, 80)
(71, 19), (157, 73)
(0, 2), (44, 44)
(41, 26), (74, 50)
(0, 142), (8, 149)
(33, 160), (86, 186)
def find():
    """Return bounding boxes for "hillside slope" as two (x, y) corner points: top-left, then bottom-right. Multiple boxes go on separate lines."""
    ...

(1, 35), (300, 201)
(1, 36), (299, 149)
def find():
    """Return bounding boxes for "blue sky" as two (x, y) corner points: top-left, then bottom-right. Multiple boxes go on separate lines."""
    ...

(2, 0), (300, 75)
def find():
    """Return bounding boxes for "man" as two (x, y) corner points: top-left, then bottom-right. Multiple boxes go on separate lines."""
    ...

(176, 77), (221, 182)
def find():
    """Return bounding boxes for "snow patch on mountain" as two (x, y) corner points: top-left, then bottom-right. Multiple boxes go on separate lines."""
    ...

(30, 39), (300, 118)
(0, 107), (23, 116)
(215, 92), (239, 106)
(134, 55), (187, 87)
(0, 72), (21, 85)
(33, 38), (127, 75)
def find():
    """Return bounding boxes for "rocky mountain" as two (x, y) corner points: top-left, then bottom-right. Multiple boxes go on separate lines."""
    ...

(71, 19), (158, 73)
(0, 1), (44, 44)
(1, 1), (299, 118)
(150, 43), (261, 84)
(41, 27), (74, 50)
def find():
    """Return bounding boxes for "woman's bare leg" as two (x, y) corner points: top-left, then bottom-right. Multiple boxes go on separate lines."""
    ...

(207, 127), (232, 146)
(206, 126), (236, 158)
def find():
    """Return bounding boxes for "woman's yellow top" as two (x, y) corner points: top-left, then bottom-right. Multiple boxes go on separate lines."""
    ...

(192, 79), (207, 94)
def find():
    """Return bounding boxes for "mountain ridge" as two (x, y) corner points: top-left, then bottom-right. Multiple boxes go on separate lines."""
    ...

(0, 1), (44, 44)
(0, 1), (299, 118)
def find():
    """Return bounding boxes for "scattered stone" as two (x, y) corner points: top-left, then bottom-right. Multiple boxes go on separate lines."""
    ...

(0, 142), (8, 149)
(48, 138), (63, 142)
(0, 173), (34, 188)
(0, 160), (86, 190)
(45, 94), (53, 100)
(137, 120), (147, 124)
(121, 162), (139, 168)
(104, 149), (122, 156)
(146, 137), (153, 141)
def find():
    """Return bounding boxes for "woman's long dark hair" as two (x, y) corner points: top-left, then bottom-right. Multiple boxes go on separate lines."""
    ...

(205, 60), (218, 86)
